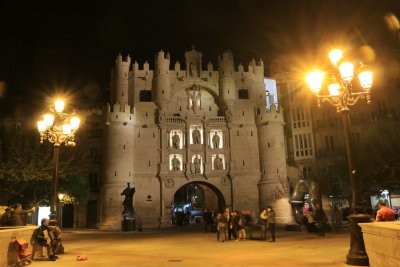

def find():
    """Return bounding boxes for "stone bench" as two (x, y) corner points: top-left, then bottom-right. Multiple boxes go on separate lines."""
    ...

(0, 226), (37, 266)
(359, 222), (400, 267)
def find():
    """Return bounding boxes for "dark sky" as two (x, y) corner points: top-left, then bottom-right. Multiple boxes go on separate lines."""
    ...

(0, 0), (399, 107)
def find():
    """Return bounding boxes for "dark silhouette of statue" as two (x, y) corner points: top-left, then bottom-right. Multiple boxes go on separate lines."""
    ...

(121, 183), (135, 219)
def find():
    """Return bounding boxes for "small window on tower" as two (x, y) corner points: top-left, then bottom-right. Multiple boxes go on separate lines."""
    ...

(238, 89), (249, 99)
(140, 90), (152, 102)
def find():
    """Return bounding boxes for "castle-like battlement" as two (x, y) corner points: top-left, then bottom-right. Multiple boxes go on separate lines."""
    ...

(116, 54), (131, 64)
(104, 103), (135, 125)
(256, 104), (284, 125)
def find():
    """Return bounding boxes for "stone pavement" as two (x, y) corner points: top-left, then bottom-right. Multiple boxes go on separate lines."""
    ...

(28, 225), (352, 267)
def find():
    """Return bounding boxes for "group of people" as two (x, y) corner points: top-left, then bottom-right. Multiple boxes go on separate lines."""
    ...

(207, 207), (276, 242)
(0, 204), (35, 226)
(215, 208), (248, 242)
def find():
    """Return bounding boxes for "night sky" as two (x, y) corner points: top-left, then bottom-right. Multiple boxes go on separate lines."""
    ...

(0, 0), (399, 109)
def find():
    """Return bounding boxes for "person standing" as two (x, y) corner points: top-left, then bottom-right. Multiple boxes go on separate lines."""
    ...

(306, 207), (316, 233)
(1, 207), (12, 226)
(376, 201), (395, 222)
(217, 212), (227, 242)
(10, 204), (35, 226)
(203, 209), (213, 232)
(266, 206), (276, 242)
(225, 208), (233, 240)
(314, 203), (328, 236)
(231, 211), (240, 241)
(260, 208), (268, 240)
(237, 213), (247, 240)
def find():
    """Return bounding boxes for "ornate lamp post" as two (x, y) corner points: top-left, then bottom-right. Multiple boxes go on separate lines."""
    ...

(37, 99), (80, 220)
(306, 49), (373, 266)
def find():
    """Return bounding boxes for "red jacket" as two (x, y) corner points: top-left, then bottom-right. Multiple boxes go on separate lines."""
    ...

(376, 206), (395, 222)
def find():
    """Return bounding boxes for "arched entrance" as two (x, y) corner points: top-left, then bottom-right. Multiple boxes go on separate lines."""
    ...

(172, 181), (226, 225)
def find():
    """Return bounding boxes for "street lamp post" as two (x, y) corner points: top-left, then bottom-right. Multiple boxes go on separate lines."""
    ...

(37, 99), (80, 221)
(306, 49), (373, 266)
(58, 193), (65, 227)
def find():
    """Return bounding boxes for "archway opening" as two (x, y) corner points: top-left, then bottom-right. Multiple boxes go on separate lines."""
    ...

(172, 181), (226, 226)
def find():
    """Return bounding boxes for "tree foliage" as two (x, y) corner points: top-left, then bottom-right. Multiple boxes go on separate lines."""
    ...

(315, 123), (400, 203)
(356, 125), (400, 197)
(0, 121), (90, 206)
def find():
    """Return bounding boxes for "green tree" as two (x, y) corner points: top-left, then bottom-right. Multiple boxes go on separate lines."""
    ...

(356, 125), (400, 198)
(0, 121), (90, 206)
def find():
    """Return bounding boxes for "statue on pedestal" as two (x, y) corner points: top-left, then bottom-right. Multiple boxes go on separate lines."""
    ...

(212, 132), (220, 148)
(187, 85), (201, 113)
(171, 155), (181, 171)
(193, 155), (201, 174)
(121, 183), (135, 219)
(192, 127), (201, 144)
(214, 155), (223, 170)
(172, 131), (180, 149)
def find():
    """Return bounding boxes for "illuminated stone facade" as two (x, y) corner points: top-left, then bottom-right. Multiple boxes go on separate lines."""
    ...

(98, 48), (294, 229)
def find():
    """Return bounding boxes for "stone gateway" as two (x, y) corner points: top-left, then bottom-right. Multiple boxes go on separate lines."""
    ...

(98, 48), (294, 230)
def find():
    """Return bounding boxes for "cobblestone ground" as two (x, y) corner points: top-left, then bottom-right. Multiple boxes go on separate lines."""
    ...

(28, 225), (351, 267)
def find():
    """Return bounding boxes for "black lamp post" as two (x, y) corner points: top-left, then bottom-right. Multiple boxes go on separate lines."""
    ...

(37, 99), (80, 220)
(306, 49), (373, 266)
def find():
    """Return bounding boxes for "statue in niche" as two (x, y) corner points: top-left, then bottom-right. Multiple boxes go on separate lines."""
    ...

(171, 155), (181, 171)
(193, 155), (201, 174)
(189, 62), (198, 77)
(121, 183), (135, 219)
(172, 131), (180, 149)
(187, 85), (201, 113)
(212, 132), (221, 148)
(192, 127), (201, 144)
(214, 155), (223, 170)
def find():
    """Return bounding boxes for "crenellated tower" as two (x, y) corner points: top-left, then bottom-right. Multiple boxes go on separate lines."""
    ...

(256, 104), (294, 224)
(249, 58), (266, 107)
(112, 54), (131, 107)
(99, 54), (135, 230)
(218, 50), (236, 108)
(153, 50), (171, 110)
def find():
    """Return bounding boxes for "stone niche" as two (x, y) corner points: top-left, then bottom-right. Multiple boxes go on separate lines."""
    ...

(359, 222), (400, 267)
(169, 129), (184, 149)
(169, 154), (183, 171)
(209, 130), (223, 149)
(189, 125), (203, 145)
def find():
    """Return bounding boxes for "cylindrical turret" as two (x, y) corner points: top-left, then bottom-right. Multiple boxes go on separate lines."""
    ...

(257, 104), (294, 224)
(98, 103), (135, 230)
(218, 50), (236, 107)
(249, 58), (265, 107)
(114, 54), (131, 107)
(154, 50), (170, 110)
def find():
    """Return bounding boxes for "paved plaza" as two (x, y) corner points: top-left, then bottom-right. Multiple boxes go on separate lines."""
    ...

(27, 225), (354, 267)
